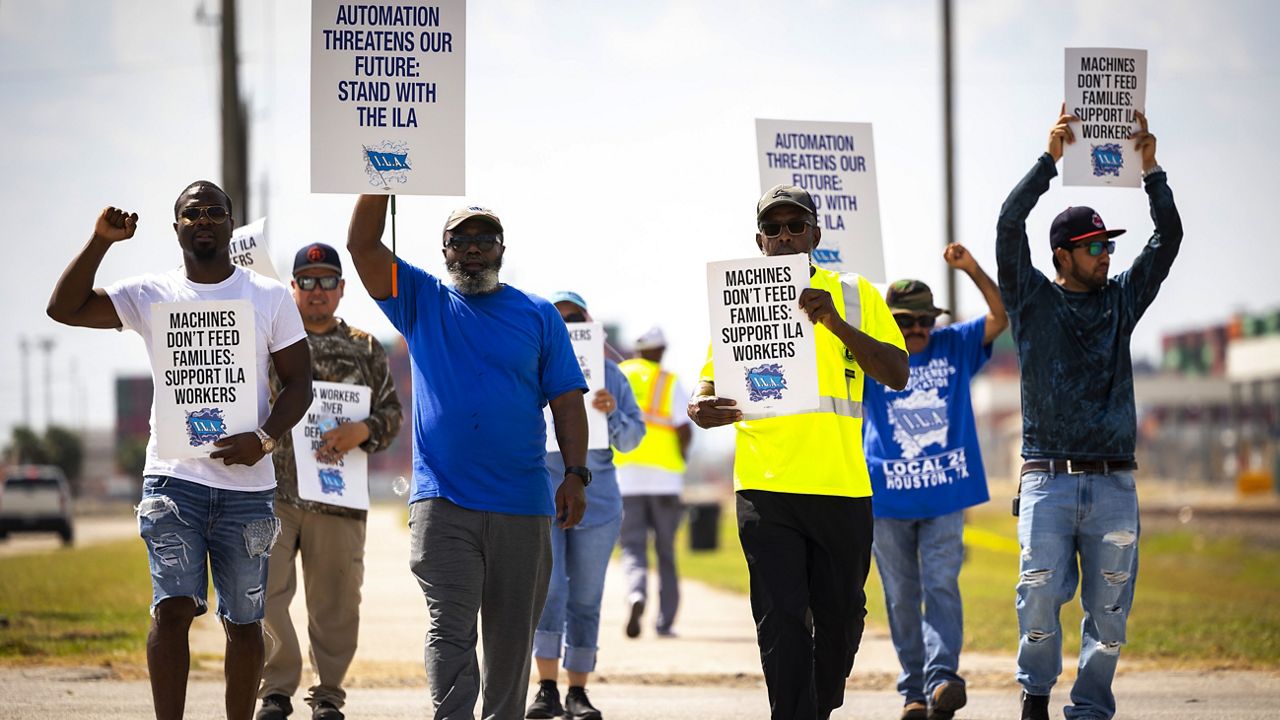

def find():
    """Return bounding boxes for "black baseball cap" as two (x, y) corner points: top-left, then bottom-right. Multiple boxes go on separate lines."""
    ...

(293, 243), (342, 275)
(757, 185), (817, 221)
(1050, 206), (1126, 250)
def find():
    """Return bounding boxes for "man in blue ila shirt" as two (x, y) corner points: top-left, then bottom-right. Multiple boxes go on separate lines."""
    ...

(863, 243), (1007, 720)
(347, 197), (591, 720)
(996, 108), (1181, 720)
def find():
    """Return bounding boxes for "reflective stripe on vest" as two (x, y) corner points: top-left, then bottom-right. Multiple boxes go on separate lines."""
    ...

(615, 358), (686, 473)
(731, 268), (875, 498)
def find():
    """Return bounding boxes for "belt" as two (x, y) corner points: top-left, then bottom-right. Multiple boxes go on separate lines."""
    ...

(1020, 459), (1137, 476)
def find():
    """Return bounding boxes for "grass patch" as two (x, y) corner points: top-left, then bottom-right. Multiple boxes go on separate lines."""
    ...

(0, 539), (152, 664)
(675, 502), (1280, 669)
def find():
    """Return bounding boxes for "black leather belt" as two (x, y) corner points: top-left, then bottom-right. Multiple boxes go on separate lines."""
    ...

(1020, 459), (1137, 476)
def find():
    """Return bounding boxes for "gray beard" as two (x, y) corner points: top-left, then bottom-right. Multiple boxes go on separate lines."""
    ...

(447, 258), (502, 296)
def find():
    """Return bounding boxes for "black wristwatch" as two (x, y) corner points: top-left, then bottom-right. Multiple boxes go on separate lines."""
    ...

(565, 466), (592, 487)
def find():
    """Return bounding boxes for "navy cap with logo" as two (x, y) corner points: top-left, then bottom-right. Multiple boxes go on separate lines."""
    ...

(757, 185), (817, 221)
(293, 243), (342, 276)
(1049, 206), (1126, 251)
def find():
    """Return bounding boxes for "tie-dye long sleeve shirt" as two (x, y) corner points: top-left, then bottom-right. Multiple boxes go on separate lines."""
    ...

(996, 153), (1182, 461)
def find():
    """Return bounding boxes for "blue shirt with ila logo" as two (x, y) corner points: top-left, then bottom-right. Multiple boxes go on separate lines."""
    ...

(862, 317), (992, 519)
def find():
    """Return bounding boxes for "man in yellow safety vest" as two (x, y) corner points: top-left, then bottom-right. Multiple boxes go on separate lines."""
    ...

(614, 327), (692, 639)
(690, 185), (908, 720)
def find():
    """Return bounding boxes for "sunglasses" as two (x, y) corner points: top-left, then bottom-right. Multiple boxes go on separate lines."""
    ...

(1077, 239), (1116, 257)
(895, 314), (936, 330)
(295, 275), (341, 291)
(758, 220), (813, 238)
(445, 234), (502, 252)
(177, 205), (230, 225)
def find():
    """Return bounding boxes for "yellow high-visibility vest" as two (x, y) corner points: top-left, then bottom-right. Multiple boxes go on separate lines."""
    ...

(615, 358), (687, 473)
(699, 267), (905, 498)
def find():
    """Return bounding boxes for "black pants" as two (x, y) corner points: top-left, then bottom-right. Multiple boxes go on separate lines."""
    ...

(737, 489), (874, 720)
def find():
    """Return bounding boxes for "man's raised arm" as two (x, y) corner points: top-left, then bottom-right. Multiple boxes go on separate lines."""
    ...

(47, 207), (135, 329)
(347, 195), (396, 300)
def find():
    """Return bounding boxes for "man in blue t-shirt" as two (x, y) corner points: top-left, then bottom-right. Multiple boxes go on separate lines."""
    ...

(346, 196), (591, 720)
(863, 243), (1008, 720)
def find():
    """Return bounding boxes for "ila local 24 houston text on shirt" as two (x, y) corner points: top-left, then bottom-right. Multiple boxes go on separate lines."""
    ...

(863, 317), (992, 519)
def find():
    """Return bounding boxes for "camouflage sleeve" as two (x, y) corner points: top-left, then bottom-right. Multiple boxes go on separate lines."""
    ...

(360, 335), (403, 454)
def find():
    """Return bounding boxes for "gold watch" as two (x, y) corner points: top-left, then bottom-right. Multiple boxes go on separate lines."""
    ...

(253, 428), (277, 453)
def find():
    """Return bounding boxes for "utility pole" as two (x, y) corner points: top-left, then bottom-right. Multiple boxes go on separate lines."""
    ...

(18, 335), (31, 428)
(219, 0), (250, 221)
(941, 0), (958, 317)
(38, 337), (54, 431)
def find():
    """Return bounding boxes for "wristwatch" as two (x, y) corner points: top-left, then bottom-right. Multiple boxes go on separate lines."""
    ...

(565, 465), (592, 487)
(1142, 164), (1164, 178)
(253, 428), (277, 454)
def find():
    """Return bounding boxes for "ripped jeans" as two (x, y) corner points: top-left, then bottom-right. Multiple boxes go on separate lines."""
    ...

(138, 476), (280, 624)
(1015, 470), (1139, 720)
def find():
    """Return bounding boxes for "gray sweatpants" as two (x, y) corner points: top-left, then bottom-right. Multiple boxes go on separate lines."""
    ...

(408, 498), (552, 720)
(619, 494), (682, 633)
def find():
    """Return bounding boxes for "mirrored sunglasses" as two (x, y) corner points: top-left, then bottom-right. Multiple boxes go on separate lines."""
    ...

(295, 275), (341, 291)
(178, 205), (229, 225)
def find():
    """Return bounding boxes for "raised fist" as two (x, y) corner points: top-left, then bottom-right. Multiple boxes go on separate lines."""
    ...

(943, 243), (977, 272)
(94, 206), (138, 243)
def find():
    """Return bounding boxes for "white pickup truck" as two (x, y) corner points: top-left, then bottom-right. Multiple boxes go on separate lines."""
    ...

(0, 465), (74, 545)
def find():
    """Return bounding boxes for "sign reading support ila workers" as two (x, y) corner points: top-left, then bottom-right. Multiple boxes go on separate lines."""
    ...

(756, 119), (884, 281)
(707, 254), (818, 418)
(229, 218), (280, 281)
(1063, 48), (1147, 188)
(311, 0), (466, 195)
(294, 381), (373, 511)
(544, 322), (608, 452)
(151, 300), (257, 459)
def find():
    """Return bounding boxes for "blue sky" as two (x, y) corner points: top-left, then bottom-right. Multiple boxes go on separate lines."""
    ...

(1, 0), (1277, 438)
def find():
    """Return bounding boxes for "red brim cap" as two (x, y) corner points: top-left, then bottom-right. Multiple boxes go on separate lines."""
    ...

(1070, 228), (1127, 243)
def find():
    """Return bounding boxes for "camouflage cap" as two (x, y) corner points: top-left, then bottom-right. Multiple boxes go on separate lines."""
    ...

(885, 279), (948, 316)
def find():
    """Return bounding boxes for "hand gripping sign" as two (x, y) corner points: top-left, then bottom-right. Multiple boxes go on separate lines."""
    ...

(707, 254), (819, 418)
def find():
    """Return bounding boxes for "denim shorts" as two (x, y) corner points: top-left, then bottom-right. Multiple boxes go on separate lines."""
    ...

(137, 476), (280, 624)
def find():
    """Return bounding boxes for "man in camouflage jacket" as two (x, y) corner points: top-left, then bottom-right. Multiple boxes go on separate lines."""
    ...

(258, 243), (403, 720)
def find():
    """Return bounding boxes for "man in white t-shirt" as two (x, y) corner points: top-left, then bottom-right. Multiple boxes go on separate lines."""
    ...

(47, 180), (312, 720)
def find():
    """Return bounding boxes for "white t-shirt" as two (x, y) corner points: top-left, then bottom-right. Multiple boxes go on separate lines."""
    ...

(106, 266), (306, 491)
(617, 377), (690, 496)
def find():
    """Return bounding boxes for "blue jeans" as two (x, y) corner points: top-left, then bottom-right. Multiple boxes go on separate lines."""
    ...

(533, 514), (623, 673)
(137, 476), (280, 624)
(1016, 470), (1139, 720)
(873, 510), (966, 705)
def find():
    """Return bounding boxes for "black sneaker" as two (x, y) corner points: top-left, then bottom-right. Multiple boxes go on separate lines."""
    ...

(526, 680), (563, 719)
(928, 680), (966, 720)
(1020, 691), (1050, 720)
(564, 686), (602, 720)
(625, 598), (644, 639)
(312, 701), (344, 720)
(256, 694), (293, 720)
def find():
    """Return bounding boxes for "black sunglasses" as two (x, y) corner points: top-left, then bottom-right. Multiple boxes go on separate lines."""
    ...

(895, 314), (936, 330)
(445, 234), (502, 252)
(178, 205), (229, 225)
(295, 275), (341, 291)
(758, 220), (813, 238)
